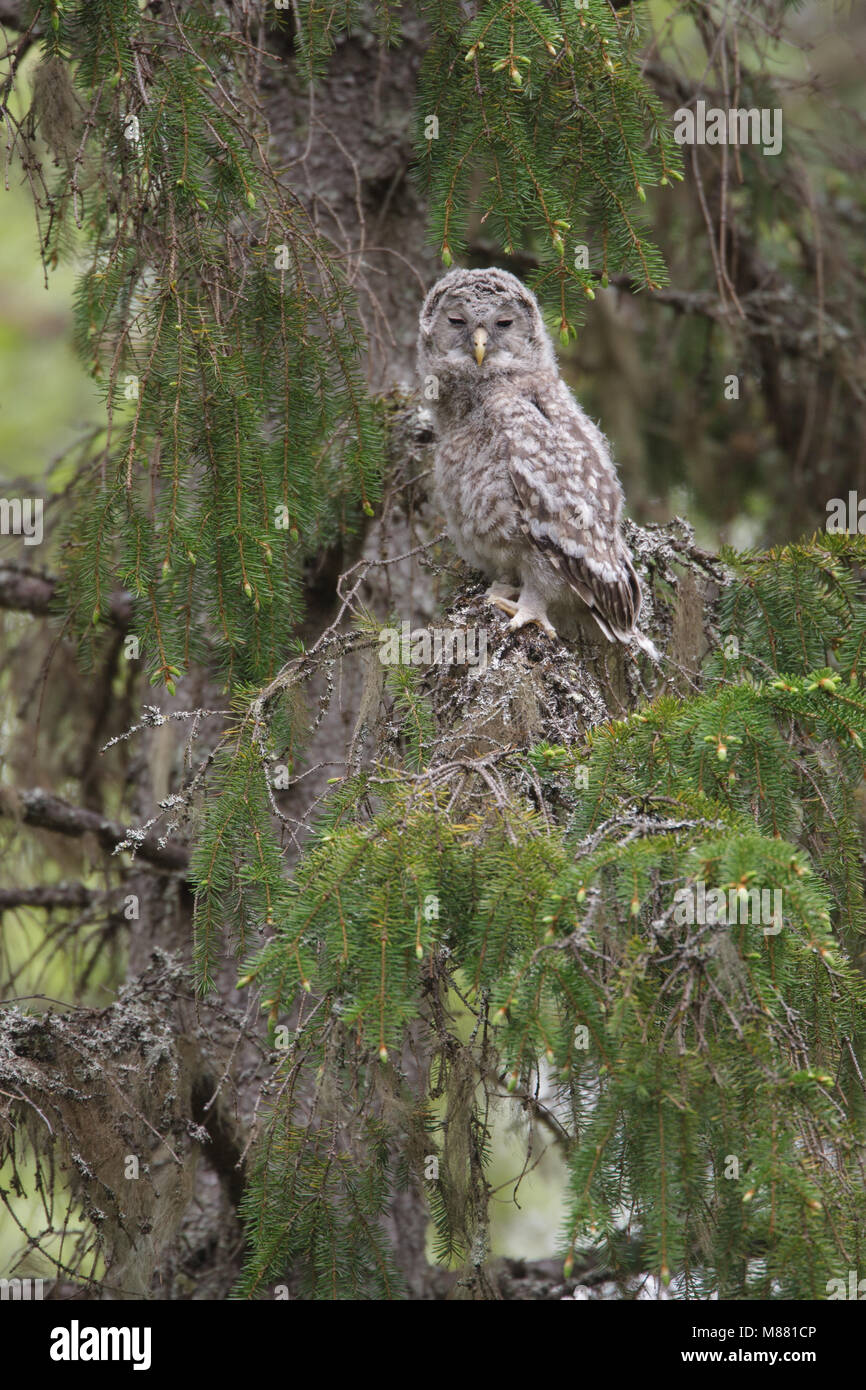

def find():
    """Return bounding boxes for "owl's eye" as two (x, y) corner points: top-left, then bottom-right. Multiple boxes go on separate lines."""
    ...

(496, 319), (514, 328)
(447, 316), (465, 326)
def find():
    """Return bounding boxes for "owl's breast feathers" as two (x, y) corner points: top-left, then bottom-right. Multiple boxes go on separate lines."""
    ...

(485, 373), (642, 642)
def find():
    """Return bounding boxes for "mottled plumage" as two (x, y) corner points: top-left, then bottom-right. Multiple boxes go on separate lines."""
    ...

(417, 267), (656, 656)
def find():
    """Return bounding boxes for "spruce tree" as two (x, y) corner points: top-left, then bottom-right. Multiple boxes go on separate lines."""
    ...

(0, 0), (864, 1304)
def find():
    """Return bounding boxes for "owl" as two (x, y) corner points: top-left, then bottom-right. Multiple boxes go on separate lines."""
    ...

(417, 267), (657, 657)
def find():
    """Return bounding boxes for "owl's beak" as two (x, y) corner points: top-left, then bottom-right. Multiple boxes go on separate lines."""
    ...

(472, 327), (488, 366)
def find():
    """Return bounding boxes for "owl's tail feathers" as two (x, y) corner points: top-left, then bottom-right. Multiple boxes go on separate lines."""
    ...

(626, 626), (661, 663)
(567, 551), (660, 662)
(587, 606), (661, 663)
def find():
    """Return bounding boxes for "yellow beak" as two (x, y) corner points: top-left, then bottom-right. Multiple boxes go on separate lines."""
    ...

(472, 327), (488, 366)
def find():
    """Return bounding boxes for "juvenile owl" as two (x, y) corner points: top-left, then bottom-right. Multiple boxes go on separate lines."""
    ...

(417, 267), (656, 657)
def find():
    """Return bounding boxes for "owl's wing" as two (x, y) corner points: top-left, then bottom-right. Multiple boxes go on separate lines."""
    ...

(501, 378), (643, 643)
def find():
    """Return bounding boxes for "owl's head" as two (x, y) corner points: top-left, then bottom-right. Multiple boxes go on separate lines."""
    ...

(417, 267), (556, 385)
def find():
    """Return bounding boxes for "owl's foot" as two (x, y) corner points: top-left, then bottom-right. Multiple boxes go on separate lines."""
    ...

(487, 588), (557, 640)
(508, 602), (558, 640)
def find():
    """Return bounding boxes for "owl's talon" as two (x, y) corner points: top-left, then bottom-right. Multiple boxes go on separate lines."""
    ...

(487, 588), (557, 639)
(507, 606), (558, 640)
(487, 594), (520, 620)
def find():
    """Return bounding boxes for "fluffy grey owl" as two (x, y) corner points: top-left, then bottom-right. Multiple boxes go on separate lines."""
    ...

(417, 267), (656, 657)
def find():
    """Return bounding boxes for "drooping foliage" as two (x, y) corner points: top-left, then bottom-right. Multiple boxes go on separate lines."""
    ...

(415, 0), (680, 338)
(23, 0), (382, 686)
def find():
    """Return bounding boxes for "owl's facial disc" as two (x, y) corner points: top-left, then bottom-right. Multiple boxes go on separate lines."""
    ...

(432, 291), (534, 372)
